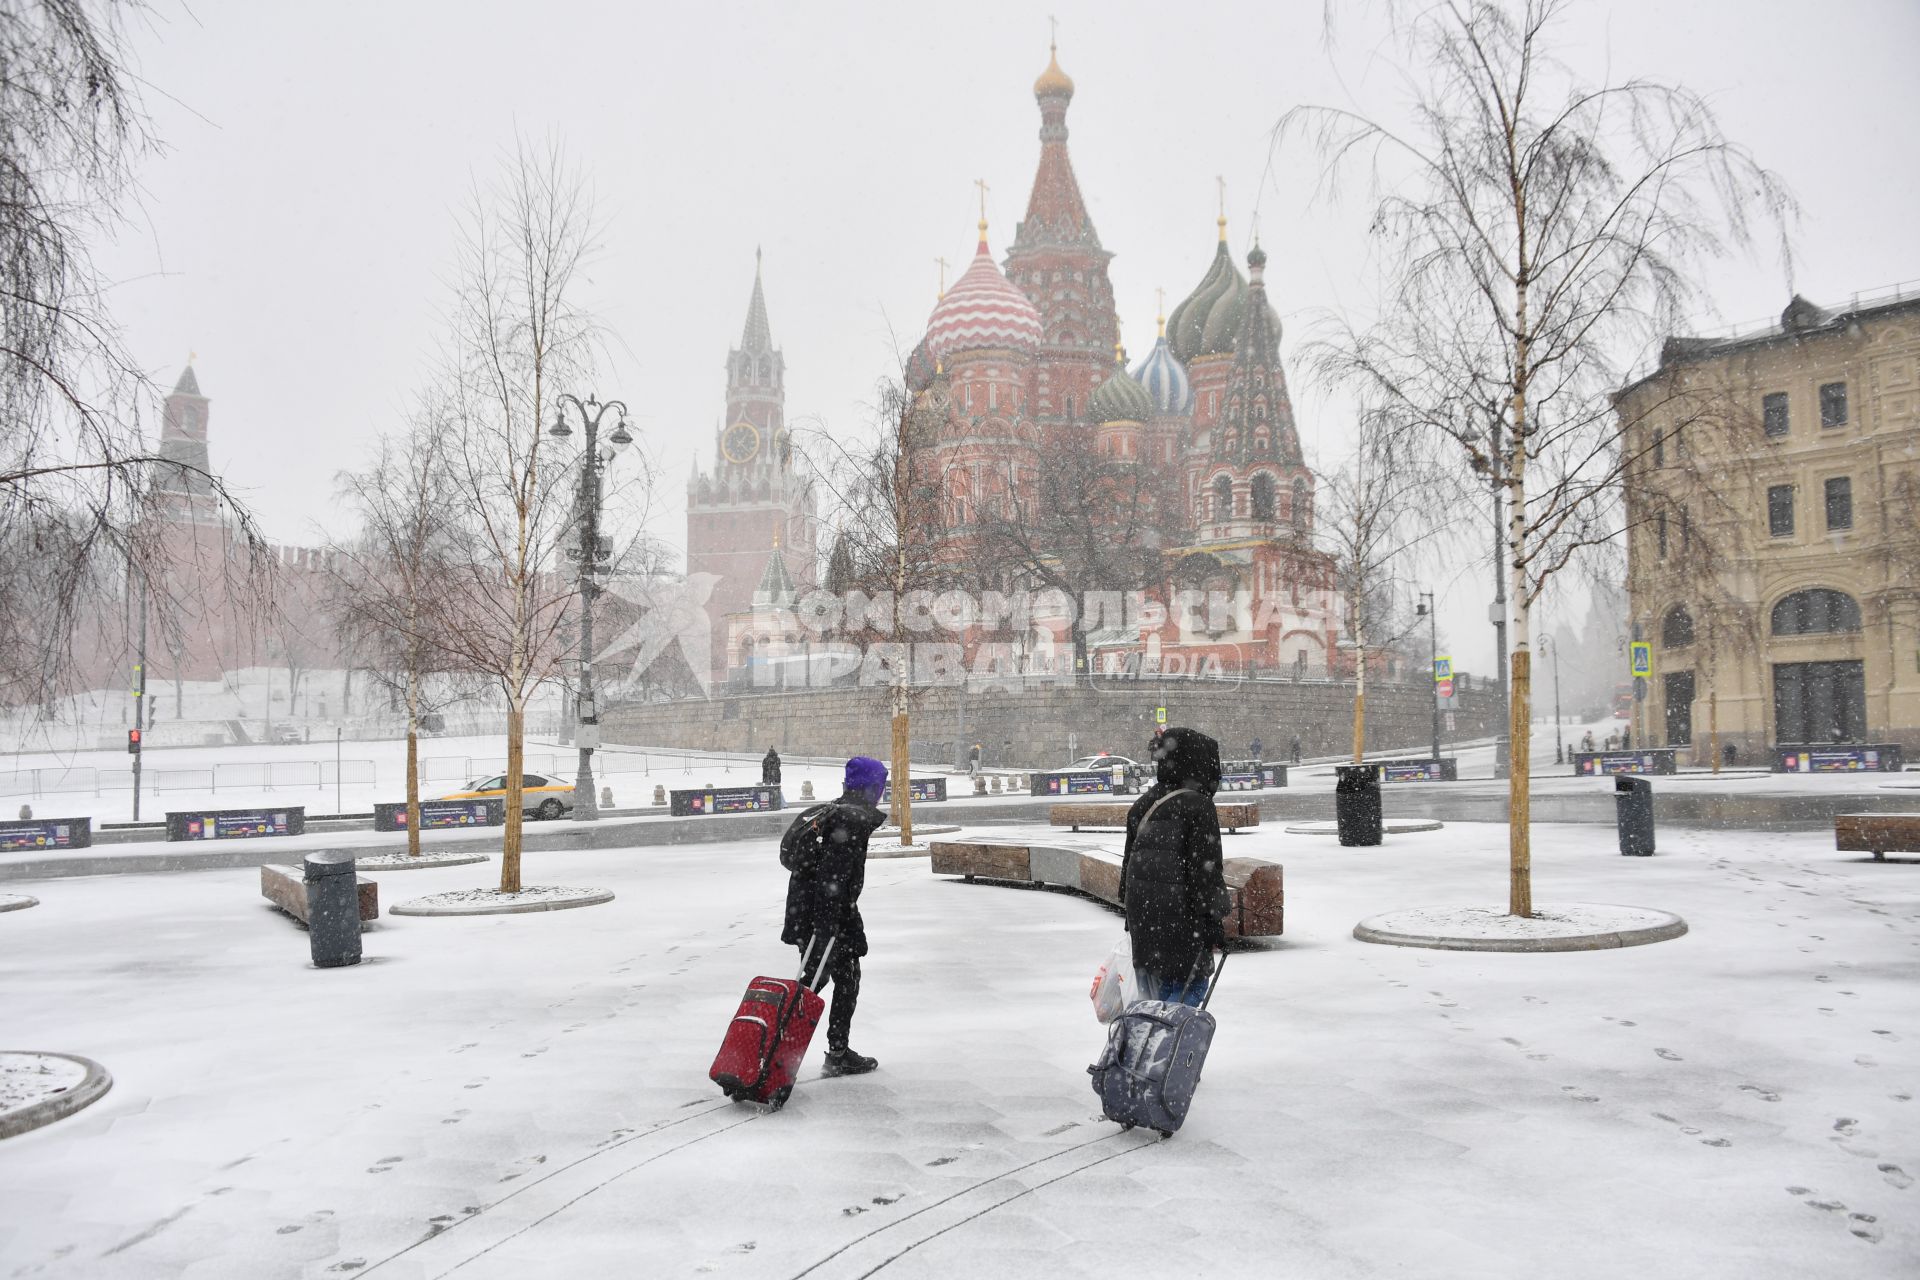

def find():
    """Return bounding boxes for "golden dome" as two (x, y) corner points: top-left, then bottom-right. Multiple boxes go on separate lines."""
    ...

(1033, 43), (1074, 98)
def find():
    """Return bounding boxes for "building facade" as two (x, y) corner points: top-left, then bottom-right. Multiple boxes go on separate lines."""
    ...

(1617, 288), (1920, 763)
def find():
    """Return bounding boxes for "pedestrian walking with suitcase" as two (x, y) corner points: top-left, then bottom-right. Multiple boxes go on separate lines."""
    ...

(1119, 726), (1231, 1005)
(780, 755), (888, 1077)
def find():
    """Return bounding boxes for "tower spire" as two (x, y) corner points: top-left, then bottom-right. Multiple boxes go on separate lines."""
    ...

(1217, 175), (1228, 243)
(974, 178), (990, 246)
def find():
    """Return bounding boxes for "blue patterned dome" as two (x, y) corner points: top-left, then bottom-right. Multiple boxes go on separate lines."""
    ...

(1131, 329), (1191, 415)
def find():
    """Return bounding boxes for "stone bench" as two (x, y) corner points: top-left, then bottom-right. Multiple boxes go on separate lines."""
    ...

(1048, 801), (1259, 833)
(929, 839), (1282, 937)
(260, 863), (378, 926)
(1835, 813), (1920, 861)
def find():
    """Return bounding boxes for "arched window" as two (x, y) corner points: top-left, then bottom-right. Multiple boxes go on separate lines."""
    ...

(1662, 604), (1695, 648)
(1250, 473), (1277, 522)
(1291, 479), (1310, 529)
(1212, 475), (1234, 522)
(1771, 589), (1861, 636)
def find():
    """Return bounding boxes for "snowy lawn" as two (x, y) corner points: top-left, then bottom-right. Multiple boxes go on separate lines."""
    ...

(0, 821), (1915, 1277)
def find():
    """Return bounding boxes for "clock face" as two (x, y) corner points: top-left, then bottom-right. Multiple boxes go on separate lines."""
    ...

(722, 421), (761, 464)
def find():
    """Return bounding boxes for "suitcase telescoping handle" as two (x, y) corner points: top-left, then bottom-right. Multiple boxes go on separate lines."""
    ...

(1200, 949), (1227, 1012)
(796, 932), (838, 991)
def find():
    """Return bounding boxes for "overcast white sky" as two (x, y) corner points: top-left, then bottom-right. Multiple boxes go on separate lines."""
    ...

(98, 0), (1920, 675)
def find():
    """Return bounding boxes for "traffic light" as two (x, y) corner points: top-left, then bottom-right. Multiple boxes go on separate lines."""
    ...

(127, 728), (142, 754)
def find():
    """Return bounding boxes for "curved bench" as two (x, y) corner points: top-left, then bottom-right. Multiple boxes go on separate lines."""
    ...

(929, 840), (1283, 937)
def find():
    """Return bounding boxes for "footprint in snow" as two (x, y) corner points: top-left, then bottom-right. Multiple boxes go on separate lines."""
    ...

(1872, 1029), (1899, 1041)
(871, 1194), (905, 1205)
(1738, 1084), (1782, 1102)
(1880, 1164), (1914, 1189)
(1655, 1048), (1683, 1061)
(1834, 1117), (1860, 1137)
(1850, 1213), (1883, 1243)
(1559, 1086), (1600, 1103)
(926, 1155), (959, 1167)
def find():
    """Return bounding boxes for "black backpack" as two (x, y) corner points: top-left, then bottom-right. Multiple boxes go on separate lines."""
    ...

(779, 803), (839, 875)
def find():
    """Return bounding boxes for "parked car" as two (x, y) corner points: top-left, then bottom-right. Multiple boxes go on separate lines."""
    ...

(271, 726), (302, 745)
(1067, 754), (1151, 788)
(440, 773), (575, 819)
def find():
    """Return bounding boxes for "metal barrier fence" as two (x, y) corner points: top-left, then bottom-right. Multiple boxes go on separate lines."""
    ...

(0, 759), (378, 797)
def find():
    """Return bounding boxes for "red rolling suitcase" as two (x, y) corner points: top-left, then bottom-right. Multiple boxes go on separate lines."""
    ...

(710, 935), (836, 1109)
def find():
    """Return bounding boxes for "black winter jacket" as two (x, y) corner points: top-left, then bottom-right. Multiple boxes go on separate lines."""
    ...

(1119, 727), (1230, 981)
(780, 794), (885, 956)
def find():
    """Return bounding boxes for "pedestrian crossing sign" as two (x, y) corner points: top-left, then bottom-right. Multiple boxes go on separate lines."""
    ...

(1433, 656), (1452, 681)
(1630, 641), (1651, 677)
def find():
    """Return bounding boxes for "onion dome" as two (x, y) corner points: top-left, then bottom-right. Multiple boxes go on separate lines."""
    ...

(1131, 312), (1192, 415)
(904, 335), (937, 392)
(1167, 216), (1280, 362)
(924, 223), (1043, 363)
(1090, 349), (1153, 423)
(1033, 41), (1074, 99)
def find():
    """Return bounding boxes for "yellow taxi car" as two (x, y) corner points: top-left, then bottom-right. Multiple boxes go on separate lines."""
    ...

(440, 773), (576, 820)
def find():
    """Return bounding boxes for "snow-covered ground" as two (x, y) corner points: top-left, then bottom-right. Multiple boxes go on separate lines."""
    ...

(1, 820), (1915, 1277)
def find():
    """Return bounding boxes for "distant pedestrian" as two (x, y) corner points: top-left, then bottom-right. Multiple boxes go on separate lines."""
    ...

(1622, 727), (1632, 750)
(1580, 730), (1595, 754)
(780, 756), (888, 1077)
(968, 742), (982, 776)
(1249, 736), (1264, 762)
(1120, 727), (1231, 1006)
(762, 746), (782, 786)
(1288, 733), (1301, 765)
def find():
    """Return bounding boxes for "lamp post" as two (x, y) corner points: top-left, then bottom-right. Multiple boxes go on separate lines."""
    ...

(1543, 635), (1564, 764)
(549, 393), (634, 822)
(1416, 591), (1440, 763)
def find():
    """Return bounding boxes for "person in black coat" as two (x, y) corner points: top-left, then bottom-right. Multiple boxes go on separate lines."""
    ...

(761, 746), (782, 786)
(1118, 726), (1231, 1006)
(780, 755), (887, 1075)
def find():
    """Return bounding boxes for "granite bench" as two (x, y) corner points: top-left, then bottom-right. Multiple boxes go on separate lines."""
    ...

(1048, 801), (1260, 833)
(1835, 813), (1920, 861)
(260, 863), (379, 926)
(929, 839), (1282, 936)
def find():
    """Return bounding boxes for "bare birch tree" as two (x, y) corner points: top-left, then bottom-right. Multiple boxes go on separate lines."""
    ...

(1281, 0), (1792, 915)
(1320, 410), (1442, 760)
(422, 140), (599, 892)
(0, 0), (266, 707)
(329, 402), (480, 856)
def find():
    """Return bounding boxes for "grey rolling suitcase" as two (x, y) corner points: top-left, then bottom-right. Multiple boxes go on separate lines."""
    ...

(1087, 953), (1226, 1136)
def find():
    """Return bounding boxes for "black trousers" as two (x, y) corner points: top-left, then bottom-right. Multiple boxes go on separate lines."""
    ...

(799, 945), (861, 1051)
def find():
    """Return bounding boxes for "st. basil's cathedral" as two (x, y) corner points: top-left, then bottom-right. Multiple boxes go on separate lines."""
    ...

(690, 43), (1341, 683)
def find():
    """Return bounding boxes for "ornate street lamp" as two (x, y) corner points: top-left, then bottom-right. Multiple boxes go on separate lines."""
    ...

(550, 392), (633, 820)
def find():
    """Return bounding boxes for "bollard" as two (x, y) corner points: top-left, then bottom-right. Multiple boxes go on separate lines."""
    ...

(991, 775), (1003, 793)
(652, 784), (667, 806)
(304, 852), (362, 968)
(17, 804), (30, 821)
(800, 780), (815, 801)
(1334, 765), (1383, 847)
(973, 775), (988, 795)
(600, 785), (614, 809)
(1615, 775), (1655, 856)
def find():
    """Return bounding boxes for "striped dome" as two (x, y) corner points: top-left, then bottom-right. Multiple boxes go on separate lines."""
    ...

(924, 236), (1043, 362)
(1131, 333), (1192, 415)
(1090, 364), (1153, 423)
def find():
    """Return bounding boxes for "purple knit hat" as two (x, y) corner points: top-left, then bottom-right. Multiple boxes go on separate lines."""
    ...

(844, 756), (888, 795)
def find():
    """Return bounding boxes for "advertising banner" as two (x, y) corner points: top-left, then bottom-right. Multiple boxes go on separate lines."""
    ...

(880, 778), (948, 803)
(1380, 759), (1459, 783)
(0, 817), (92, 852)
(1773, 745), (1905, 774)
(1572, 750), (1676, 777)
(372, 798), (505, 832)
(669, 786), (784, 816)
(166, 807), (306, 841)
(1028, 771), (1116, 797)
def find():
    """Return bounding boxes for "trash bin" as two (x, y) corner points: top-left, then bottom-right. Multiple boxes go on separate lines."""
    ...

(1615, 775), (1655, 857)
(1335, 764), (1383, 847)
(304, 851), (363, 968)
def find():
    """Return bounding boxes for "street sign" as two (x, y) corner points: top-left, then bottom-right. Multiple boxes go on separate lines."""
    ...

(1629, 641), (1652, 677)
(1444, 711), (1457, 732)
(1433, 656), (1452, 681)
(1435, 676), (1454, 699)
(1154, 705), (1167, 725)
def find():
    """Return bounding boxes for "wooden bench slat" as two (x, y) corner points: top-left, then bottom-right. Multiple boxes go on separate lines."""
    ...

(260, 863), (379, 923)
(1835, 813), (1920, 860)
(929, 840), (1282, 936)
(1048, 802), (1260, 832)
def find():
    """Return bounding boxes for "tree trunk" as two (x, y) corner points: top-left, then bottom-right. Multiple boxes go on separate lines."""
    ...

(890, 682), (912, 845)
(1708, 682), (1720, 775)
(1507, 440), (1533, 919)
(1351, 639), (1367, 763)
(501, 699), (525, 893)
(404, 674), (421, 857)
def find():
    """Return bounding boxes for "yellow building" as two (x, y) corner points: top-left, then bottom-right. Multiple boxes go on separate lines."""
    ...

(1616, 288), (1920, 766)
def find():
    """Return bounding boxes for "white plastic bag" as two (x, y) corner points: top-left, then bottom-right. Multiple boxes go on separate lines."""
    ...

(1090, 935), (1133, 1023)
